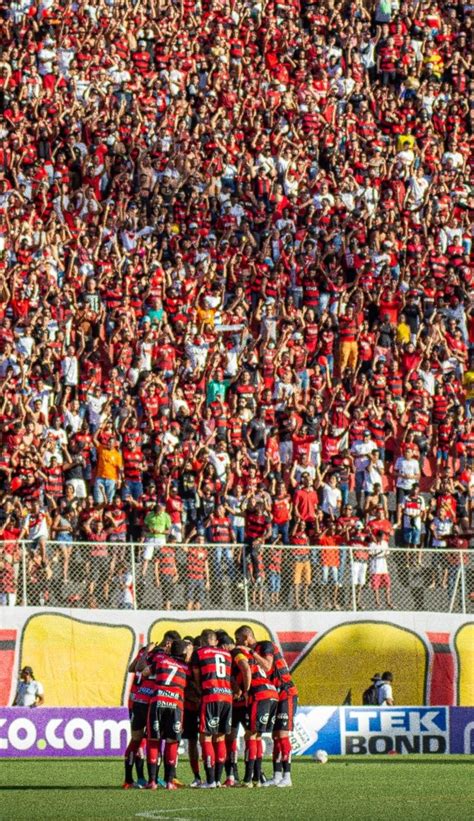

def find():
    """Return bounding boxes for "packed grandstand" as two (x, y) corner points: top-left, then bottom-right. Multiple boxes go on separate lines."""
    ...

(0, 0), (473, 610)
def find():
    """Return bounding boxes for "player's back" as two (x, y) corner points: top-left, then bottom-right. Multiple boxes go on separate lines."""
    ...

(150, 653), (189, 710)
(130, 646), (160, 706)
(193, 646), (233, 703)
(129, 646), (153, 707)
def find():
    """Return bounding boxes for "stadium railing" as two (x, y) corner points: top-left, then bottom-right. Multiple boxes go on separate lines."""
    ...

(1, 541), (471, 613)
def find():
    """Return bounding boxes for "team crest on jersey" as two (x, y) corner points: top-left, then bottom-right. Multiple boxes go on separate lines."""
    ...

(173, 721), (182, 732)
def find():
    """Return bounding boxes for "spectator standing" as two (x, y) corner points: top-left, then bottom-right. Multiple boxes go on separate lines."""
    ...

(13, 667), (44, 707)
(142, 502), (171, 581)
(376, 672), (394, 706)
(369, 531), (393, 610)
(93, 434), (123, 505)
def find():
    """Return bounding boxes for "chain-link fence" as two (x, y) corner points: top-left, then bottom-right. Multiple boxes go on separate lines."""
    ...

(0, 541), (471, 613)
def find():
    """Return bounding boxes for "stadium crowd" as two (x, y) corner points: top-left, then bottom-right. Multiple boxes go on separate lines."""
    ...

(0, 0), (473, 609)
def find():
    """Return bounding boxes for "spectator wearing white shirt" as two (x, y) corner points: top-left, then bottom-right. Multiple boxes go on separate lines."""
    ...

(185, 334), (209, 372)
(394, 446), (420, 505)
(321, 474), (342, 519)
(376, 671), (394, 705)
(363, 449), (385, 493)
(351, 431), (378, 506)
(13, 666), (44, 707)
(62, 345), (79, 388)
(369, 530), (393, 608)
(63, 400), (83, 434)
(208, 441), (231, 481)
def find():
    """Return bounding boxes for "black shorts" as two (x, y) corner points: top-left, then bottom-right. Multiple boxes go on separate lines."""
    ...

(129, 701), (149, 732)
(182, 707), (199, 741)
(274, 693), (298, 732)
(160, 575), (176, 601)
(147, 702), (183, 741)
(246, 697), (278, 734)
(90, 557), (110, 582)
(199, 700), (232, 736)
(231, 702), (248, 731)
(187, 579), (205, 603)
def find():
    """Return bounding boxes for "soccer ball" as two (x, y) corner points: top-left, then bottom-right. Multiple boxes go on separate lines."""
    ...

(314, 749), (329, 764)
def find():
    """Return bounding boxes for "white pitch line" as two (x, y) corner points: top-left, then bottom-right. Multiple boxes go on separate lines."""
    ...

(135, 809), (195, 820)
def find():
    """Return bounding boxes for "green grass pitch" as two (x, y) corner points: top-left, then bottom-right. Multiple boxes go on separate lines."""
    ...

(0, 757), (472, 820)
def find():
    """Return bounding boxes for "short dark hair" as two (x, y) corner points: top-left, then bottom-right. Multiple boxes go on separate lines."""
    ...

(201, 629), (217, 645)
(171, 640), (188, 660)
(162, 630), (181, 645)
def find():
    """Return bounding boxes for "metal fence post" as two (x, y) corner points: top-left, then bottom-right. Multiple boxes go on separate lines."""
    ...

(242, 545), (249, 612)
(22, 541), (27, 606)
(460, 560), (467, 616)
(130, 542), (137, 610)
(349, 546), (357, 612)
(449, 567), (461, 613)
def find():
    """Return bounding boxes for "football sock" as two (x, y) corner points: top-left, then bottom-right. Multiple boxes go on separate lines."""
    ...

(214, 738), (226, 784)
(202, 739), (215, 784)
(254, 737), (263, 781)
(244, 738), (257, 783)
(225, 736), (238, 779)
(280, 737), (292, 774)
(164, 741), (178, 784)
(272, 737), (283, 774)
(124, 739), (139, 783)
(147, 739), (161, 783)
(189, 741), (200, 778)
(135, 739), (146, 780)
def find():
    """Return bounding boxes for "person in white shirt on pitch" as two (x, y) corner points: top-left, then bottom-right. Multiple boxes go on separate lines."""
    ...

(13, 666), (44, 707)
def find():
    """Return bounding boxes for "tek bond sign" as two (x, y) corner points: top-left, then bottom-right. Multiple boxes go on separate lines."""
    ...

(290, 706), (474, 757)
(0, 707), (472, 757)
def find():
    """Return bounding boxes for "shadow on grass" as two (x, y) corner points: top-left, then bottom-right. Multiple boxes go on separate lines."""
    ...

(297, 758), (473, 765)
(0, 785), (124, 791)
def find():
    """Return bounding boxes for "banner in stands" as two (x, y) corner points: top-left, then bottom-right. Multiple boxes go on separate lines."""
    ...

(0, 707), (473, 757)
(0, 608), (472, 708)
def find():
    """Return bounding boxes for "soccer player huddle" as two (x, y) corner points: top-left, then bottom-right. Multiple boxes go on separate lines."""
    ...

(124, 626), (297, 790)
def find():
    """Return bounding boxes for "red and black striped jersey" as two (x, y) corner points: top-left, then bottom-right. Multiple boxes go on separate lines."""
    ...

(256, 641), (298, 697)
(122, 448), (144, 481)
(130, 647), (161, 706)
(233, 646), (279, 703)
(149, 654), (189, 710)
(192, 646), (233, 703)
(158, 545), (177, 576)
(231, 651), (247, 707)
(129, 648), (146, 707)
(187, 546), (208, 580)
